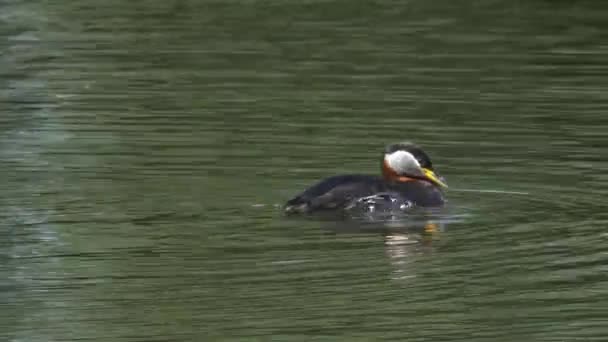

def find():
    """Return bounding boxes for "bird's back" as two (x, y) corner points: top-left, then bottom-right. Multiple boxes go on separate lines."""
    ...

(284, 175), (387, 214)
(284, 174), (445, 215)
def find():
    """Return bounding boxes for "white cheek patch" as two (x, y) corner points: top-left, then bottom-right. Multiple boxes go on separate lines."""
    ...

(385, 150), (421, 175)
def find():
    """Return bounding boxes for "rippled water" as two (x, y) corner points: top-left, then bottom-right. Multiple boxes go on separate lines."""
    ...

(2, 1), (608, 341)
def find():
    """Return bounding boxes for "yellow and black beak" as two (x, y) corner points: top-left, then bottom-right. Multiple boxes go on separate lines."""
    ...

(423, 168), (448, 188)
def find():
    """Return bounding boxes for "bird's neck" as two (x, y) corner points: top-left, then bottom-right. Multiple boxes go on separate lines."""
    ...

(382, 160), (418, 183)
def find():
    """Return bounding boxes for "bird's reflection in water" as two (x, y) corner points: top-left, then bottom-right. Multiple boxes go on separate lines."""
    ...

(383, 221), (444, 280)
(326, 212), (448, 281)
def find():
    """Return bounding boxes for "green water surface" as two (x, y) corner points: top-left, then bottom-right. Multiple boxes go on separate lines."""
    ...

(1, 1), (608, 341)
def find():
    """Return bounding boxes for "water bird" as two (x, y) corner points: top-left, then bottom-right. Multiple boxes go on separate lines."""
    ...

(284, 142), (447, 215)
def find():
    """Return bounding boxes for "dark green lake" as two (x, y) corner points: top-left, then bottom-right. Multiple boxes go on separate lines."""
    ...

(2, 1), (608, 341)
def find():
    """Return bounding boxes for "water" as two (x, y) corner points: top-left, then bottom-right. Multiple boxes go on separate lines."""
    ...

(2, 1), (608, 340)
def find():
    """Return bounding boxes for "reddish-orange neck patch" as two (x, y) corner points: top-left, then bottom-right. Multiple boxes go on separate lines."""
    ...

(382, 159), (417, 183)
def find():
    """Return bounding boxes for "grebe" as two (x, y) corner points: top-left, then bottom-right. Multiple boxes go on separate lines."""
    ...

(284, 142), (447, 214)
